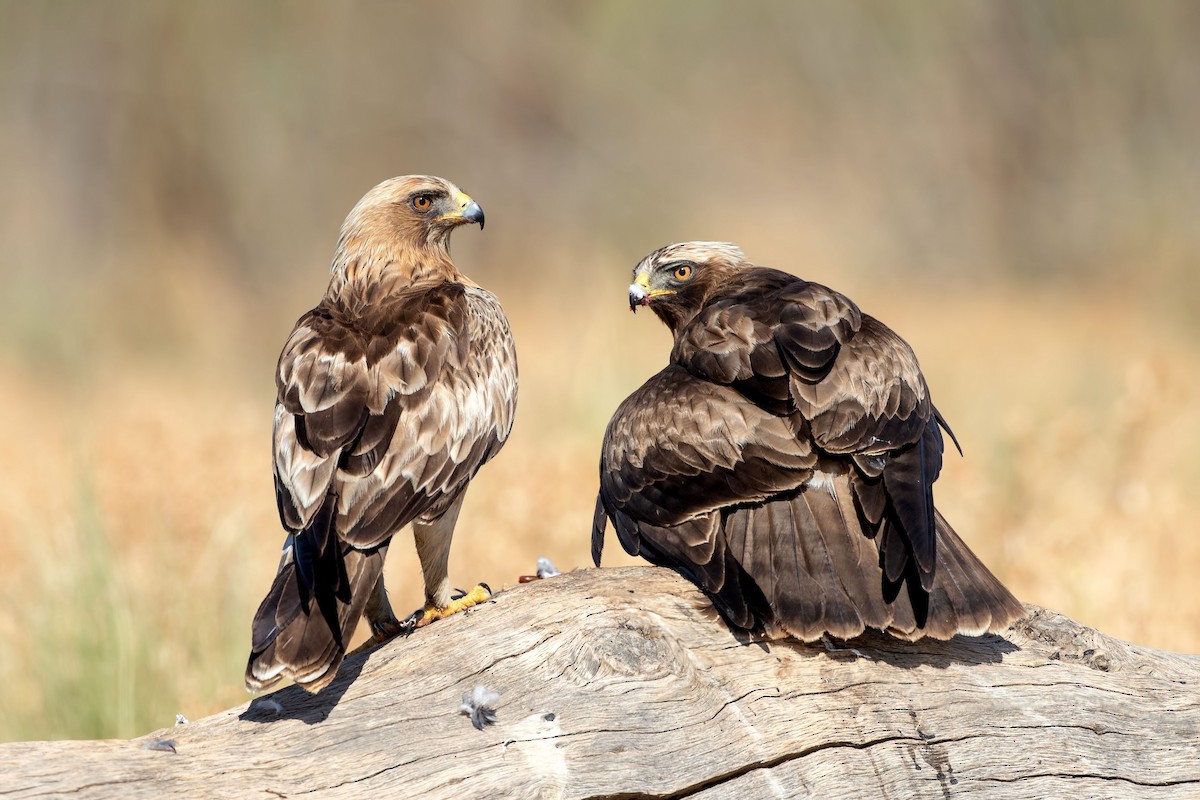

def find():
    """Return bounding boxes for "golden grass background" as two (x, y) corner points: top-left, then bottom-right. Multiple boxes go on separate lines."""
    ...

(2, 2), (1200, 741)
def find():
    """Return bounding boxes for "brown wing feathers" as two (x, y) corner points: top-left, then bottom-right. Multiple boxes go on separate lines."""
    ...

(595, 243), (1023, 644)
(247, 176), (515, 693)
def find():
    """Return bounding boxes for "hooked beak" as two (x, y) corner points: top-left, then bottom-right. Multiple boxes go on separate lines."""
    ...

(439, 192), (486, 230)
(629, 273), (651, 312)
(628, 271), (676, 312)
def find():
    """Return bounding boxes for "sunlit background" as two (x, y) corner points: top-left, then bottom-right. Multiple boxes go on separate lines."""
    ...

(2, 2), (1199, 741)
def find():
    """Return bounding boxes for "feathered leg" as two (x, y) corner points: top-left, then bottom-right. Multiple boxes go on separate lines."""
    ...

(407, 493), (491, 628)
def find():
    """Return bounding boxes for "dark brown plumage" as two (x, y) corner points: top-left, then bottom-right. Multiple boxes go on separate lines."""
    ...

(593, 242), (1022, 642)
(246, 176), (517, 692)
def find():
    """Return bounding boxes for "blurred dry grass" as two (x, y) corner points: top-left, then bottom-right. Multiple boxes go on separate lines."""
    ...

(2, 2), (1199, 742)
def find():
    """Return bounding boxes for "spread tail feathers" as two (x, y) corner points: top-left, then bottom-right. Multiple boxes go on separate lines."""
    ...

(722, 477), (1022, 641)
(893, 509), (1024, 640)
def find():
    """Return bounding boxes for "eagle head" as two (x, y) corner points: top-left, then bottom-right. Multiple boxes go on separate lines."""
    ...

(628, 241), (747, 330)
(332, 175), (484, 281)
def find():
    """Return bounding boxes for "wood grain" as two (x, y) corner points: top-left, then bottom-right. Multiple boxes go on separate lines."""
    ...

(2, 566), (1197, 799)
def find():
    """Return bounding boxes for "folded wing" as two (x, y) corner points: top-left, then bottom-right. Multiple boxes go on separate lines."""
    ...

(248, 282), (517, 690)
(596, 269), (1021, 641)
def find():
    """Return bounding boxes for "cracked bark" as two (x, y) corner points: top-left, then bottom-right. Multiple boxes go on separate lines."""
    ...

(0, 566), (1197, 800)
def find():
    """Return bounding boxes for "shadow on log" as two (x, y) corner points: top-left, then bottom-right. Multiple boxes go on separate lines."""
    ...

(1, 566), (1198, 799)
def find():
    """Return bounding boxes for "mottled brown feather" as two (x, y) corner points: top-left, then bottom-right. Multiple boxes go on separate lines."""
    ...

(247, 176), (516, 692)
(595, 241), (1021, 645)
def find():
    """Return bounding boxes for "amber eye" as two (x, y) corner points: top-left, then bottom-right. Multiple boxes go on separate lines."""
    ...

(673, 264), (693, 281)
(411, 194), (433, 211)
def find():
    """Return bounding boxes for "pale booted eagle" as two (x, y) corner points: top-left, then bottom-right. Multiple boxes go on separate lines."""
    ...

(246, 176), (517, 692)
(593, 242), (1021, 642)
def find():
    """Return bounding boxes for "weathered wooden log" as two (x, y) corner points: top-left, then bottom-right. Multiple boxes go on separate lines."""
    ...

(1, 566), (1197, 799)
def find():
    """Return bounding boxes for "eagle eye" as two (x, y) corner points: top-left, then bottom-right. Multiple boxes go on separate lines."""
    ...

(673, 264), (694, 281)
(411, 193), (434, 212)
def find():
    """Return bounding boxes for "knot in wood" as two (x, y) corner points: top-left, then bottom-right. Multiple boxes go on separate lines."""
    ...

(551, 610), (693, 685)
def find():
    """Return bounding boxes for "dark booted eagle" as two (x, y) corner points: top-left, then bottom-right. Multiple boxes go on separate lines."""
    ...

(246, 176), (517, 692)
(593, 242), (1022, 642)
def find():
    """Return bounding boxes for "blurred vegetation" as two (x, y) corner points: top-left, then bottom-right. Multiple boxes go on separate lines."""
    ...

(1, 1), (1199, 741)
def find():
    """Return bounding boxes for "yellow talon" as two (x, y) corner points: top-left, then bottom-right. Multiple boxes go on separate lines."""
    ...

(349, 584), (492, 654)
(411, 583), (492, 629)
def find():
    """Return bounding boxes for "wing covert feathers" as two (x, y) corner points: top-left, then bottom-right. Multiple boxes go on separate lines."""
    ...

(247, 177), (517, 693)
(250, 286), (515, 691)
(596, 256), (1021, 644)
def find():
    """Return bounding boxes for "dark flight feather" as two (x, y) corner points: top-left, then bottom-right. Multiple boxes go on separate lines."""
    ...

(246, 176), (517, 693)
(595, 241), (1022, 645)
